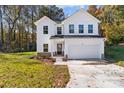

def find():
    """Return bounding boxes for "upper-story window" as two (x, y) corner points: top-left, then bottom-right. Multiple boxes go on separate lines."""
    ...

(43, 26), (48, 34)
(57, 27), (62, 35)
(69, 24), (74, 33)
(79, 25), (84, 33)
(88, 25), (93, 33)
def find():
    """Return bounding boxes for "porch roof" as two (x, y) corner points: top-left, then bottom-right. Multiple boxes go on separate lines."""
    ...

(50, 35), (104, 39)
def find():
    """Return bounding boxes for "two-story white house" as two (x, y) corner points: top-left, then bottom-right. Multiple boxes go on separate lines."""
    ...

(34, 8), (105, 60)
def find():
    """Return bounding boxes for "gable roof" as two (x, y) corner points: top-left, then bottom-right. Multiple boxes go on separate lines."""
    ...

(34, 16), (56, 25)
(34, 8), (101, 25)
(62, 8), (101, 23)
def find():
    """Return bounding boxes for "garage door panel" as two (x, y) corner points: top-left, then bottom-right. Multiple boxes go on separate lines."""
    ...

(68, 44), (100, 59)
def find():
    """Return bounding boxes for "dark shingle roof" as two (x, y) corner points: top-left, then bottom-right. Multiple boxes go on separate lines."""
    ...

(50, 35), (104, 39)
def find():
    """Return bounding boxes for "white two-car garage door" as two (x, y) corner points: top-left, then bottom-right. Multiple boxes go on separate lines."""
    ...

(68, 44), (100, 59)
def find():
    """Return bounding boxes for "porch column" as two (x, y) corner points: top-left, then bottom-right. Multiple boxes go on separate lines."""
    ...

(101, 38), (105, 59)
(50, 40), (54, 57)
(64, 40), (68, 56)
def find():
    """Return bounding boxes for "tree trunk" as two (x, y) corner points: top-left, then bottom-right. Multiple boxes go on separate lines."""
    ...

(31, 6), (35, 51)
(16, 22), (21, 52)
(26, 20), (30, 51)
(0, 6), (4, 50)
(6, 22), (12, 52)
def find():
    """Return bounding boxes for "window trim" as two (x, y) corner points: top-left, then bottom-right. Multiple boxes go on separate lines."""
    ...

(43, 44), (48, 52)
(88, 24), (93, 33)
(43, 26), (48, 34)
(69, 24), (74, 33)
(79, 24), (84, 33)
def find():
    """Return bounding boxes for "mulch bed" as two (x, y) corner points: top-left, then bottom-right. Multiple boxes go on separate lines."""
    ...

(52, 65), (70, 88)
(29, 55), (56, 64)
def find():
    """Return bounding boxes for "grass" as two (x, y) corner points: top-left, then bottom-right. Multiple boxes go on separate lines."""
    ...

(105, 45), (124, 67)
(0, 52), (69, 88)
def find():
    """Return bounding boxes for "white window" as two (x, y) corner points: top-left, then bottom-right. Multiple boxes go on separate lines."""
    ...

(79, 25), (84, 33)
(57, 27), (62, 35)
(69, 24), (74, 33)
(88, 25), (93, 33)
(43, 26), (48, 34)
(43, 44), (48, 52)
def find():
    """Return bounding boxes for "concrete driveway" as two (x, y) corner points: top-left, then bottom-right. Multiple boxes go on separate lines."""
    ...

(55, 60), (124, 88)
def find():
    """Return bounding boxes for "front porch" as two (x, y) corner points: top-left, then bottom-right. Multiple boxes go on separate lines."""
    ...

(53, 51), (64, 56)
(50, 39), (65, 57)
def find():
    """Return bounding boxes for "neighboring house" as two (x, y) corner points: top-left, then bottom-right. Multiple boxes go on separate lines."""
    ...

(34, 8), (105, 59)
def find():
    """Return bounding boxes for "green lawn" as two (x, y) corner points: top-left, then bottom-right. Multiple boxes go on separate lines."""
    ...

(0, 52), (69, 88)
(105, 45), (124, 67)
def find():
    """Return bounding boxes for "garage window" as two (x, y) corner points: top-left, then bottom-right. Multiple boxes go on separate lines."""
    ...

(43, 44), (48, 52)
(88, 25), (93, 33)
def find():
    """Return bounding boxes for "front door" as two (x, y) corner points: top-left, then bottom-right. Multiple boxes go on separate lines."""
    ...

(57, 44), (62, 55)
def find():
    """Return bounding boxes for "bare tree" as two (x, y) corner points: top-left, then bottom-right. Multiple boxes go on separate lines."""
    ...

(3, 6), (22, 51)
(0, 6), (4, 50)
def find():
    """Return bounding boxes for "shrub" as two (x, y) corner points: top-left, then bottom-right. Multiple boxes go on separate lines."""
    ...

(106, 24), (124, 46)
